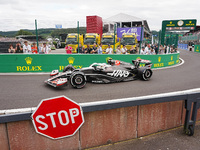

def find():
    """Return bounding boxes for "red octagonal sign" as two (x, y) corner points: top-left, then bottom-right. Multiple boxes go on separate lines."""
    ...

(32, 96), (84, 139)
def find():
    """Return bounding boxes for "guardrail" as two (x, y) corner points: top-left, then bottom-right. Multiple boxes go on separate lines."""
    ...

(178, 44), (200, 53)
(1, 88), (200, 149)
(178, 43), (188, 50)
(0, 53), (180, 73)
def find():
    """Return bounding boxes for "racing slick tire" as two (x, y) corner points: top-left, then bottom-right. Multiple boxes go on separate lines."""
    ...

(63, 65), (75, 72)
(70, 72), (86, 89)
(138, 68), (153, 81)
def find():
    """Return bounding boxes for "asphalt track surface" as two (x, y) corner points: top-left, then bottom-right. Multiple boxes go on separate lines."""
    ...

(0, 49), (200, 110)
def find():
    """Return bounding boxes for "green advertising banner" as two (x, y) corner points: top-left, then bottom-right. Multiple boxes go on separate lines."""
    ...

(194, 45), (200, 53)
(0, 53), (180, 73)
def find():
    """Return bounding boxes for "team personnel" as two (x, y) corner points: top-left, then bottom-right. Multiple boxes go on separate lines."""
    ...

(116, 45), (121, 54)
(23, 41), (31, 53)
(106, 44), (113, 54)
(31, 43), (38, 54)
(15, 42), (23, 53)
(97, 43), (103, 54)
(41, 43), (51, 54)
(121, 45), (128, 54)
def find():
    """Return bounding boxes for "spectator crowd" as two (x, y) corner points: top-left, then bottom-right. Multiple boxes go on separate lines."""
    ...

(140, 44), (177, 55)
(8, 41), (51, 54)
(8, 41), (177, 55)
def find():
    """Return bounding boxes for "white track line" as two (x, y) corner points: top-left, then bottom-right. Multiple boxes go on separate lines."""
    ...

(1, 88), (200, 114)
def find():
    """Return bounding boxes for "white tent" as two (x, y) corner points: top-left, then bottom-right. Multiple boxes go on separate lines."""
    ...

(103, 13), (151, 35)
(106, 13), (143, 23)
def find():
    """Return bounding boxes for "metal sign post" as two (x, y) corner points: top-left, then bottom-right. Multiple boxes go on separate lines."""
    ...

(139, 25), (143, 54)
(113, 24), (116, 53)
(77, 21), (79, 53)
(35, 19), (39, 53)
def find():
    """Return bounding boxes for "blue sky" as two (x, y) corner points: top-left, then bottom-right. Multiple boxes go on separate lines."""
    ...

(0, 0), (199, 31)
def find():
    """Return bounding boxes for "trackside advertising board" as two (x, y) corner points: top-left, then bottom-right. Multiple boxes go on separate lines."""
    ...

(194, 45), (200, 53)
(117, 27), (143, 41)
(0, 53), (179, 73)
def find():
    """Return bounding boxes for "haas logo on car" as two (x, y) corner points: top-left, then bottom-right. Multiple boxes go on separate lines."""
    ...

(107, 70), (129, 77)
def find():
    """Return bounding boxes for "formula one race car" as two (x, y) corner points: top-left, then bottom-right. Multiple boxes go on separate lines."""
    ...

(45, 59), (153, 89)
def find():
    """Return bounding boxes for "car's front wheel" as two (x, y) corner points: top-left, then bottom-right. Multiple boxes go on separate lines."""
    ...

(70, 72), (86, 89)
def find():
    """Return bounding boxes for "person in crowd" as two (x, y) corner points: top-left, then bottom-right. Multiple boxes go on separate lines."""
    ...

(116, 45), (121, 54)
(154, 45), (158, 54)
(106, 44), (113, 54)
(164, 45), (167, 54)
(23, 41), (31, 53)
(151, 44), (154, 50)
(166, 45), (170, 54)
(65, 43), (72, 54)
(121, 45), (128, 54)
(41, 43), (51, 54)
(145, 44), (149, 53)
(174, 48), (177, 53)
(38, 43), (43, 53)
(170, 46), (175, 53)
(8, 44), (15, 53)
(31, 43), (38, 54)
(84, 44), (92, 54)
(130, 46), (137, 54)
(148, 48), (155, 55)
(82, 46), (86, 54)
(15, 42), (23, 53)
(140, 47), (147, 54)
(90, 43), (98, 54)
(76, 43), (83, 53)
(159, 45), (165, 54)
(97, 43), (103, 54)
(136, 43), (139, 52)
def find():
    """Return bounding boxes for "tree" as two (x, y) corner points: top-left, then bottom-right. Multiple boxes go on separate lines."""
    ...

(16, 29), (33, 36)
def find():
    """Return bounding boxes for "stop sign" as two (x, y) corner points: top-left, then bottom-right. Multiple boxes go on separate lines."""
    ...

(32, 96), (84, 139)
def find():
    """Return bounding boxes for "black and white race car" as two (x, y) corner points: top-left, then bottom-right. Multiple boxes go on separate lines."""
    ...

(45, 59), (153, 89)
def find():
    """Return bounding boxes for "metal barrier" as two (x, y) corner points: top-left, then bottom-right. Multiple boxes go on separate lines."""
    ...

(1, 88), (200, 136)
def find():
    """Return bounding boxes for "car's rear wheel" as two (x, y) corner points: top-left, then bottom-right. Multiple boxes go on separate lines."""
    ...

(70, 72), (86, 89)
(138, 68), (153, 81)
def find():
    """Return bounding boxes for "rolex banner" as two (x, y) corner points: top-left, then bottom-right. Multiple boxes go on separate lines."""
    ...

(194, 45), (200, 53)
(0, 53), (180, 73)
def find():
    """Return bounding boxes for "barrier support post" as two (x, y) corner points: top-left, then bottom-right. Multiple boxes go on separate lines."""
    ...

(184, 94), (200, 136)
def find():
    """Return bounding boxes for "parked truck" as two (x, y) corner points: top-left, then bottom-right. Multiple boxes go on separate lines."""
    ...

(83, 33), (101, 48)
(120, 33), (138, 53)
(101, 33), (120, 53)
(66, 33), (83, 53)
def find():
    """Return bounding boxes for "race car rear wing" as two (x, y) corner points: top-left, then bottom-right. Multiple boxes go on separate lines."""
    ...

(132, 59), (152, 69)
(107, 58), (152, 69)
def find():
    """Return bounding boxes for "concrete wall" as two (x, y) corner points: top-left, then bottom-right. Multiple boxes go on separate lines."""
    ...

(0, 100), (200, 150)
